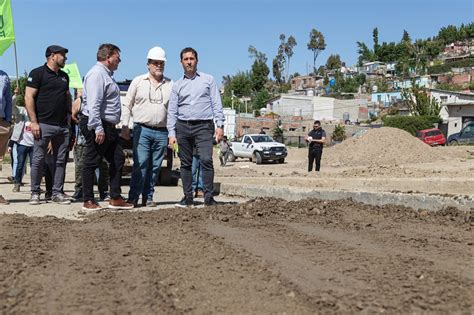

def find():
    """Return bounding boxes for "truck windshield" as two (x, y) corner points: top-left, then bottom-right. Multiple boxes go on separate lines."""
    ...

(251, 135), (274, 143)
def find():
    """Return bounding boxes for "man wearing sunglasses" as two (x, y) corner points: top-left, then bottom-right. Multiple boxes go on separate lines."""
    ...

(305, 120), (326, 172)
(121, 46), (173, 207)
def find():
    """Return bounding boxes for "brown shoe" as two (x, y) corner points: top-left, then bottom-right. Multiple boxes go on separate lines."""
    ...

(0, 195), (9, 205)
(82, 200), (102, 211)
(109, 197), (134, 210)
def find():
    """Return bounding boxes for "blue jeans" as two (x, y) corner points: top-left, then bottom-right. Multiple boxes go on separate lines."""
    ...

(128, 124), (168, 202)
(14, 144), (32, 184)
(192, 155), (203, 192)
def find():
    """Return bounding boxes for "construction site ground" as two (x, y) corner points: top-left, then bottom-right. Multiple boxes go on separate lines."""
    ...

(1, 127), (473, 313)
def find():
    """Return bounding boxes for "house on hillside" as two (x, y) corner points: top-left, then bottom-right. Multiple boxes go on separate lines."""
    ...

(358, 61), (387, 76)
(371, 92), (402, 107)
(267, 93), (368, 123)
(429, 89), (474, 136)
(392, 76), (432, 90)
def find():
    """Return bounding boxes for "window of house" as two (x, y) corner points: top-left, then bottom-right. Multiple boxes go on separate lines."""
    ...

(289, 128), (297, 131)
(440, 96), (448, 103)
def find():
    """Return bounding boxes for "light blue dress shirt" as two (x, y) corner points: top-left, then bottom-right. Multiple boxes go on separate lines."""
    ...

(167, 71), (224, 137)
(82, 62), (121, 134)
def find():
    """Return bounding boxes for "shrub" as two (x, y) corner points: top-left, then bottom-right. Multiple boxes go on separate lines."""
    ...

(382, 115), (442, 135)
(332, 124), (346, 141)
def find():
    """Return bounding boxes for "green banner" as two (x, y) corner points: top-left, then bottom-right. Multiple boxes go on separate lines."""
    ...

(63, 62), (83, 89)
(0, 0), (15, 56)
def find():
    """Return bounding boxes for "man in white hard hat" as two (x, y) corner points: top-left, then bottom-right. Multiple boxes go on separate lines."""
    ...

(121, 46), (173, 207)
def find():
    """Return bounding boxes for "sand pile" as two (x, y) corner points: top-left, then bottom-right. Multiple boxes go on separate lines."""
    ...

(323, 127), (442, 166)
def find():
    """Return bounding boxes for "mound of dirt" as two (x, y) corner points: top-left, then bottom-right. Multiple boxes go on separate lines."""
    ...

(323, 127), (441, 166)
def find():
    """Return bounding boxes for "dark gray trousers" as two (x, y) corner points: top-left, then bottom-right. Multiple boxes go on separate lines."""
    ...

(176, 120), (214, 200)
(30, 123), (70, 196)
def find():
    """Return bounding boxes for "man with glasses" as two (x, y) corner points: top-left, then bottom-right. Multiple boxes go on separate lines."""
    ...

(80, 43), (133, 211)
(24, 45), (72, 205)
(121, 46), (172, 207)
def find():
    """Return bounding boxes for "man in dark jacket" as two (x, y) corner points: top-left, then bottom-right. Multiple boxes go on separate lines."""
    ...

(305, 120), (326, 172)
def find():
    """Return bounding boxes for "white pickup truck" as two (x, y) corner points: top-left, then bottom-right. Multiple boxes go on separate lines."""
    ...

(228, 134), (287, 164)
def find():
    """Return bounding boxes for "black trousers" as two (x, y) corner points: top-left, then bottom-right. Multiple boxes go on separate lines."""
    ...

(176, 119), (214, 200)
(308, 148), (323, 172)
(79, 116), (124, 202)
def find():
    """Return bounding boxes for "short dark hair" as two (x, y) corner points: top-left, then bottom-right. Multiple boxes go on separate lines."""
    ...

(180, 47), (198, 61)
(97, 43), (121, 61)
(314, 120), (321, 125)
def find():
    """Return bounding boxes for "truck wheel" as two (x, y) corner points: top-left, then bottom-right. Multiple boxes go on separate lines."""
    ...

(278, 158), (285, 164)
(449, 140), (459, 146)
(254, 151), (263, 165)
(227, 150), (236, 162)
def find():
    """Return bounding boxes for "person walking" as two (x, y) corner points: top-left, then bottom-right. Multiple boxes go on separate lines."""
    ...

(218, 136), (231, 166)
(121, 46), (172, 207)
(167, 47), (225, 207)
(305, 120), (326, 172)
(80, 43), (133, 211)
(24, 45), (72, 205)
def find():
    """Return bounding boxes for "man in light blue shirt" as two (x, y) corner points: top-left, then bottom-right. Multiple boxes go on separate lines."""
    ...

(80, 43), (133, 211)
(167, 47), (225, 207)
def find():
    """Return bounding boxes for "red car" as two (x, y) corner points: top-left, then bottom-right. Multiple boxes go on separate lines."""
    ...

(416, 128), (446, 146)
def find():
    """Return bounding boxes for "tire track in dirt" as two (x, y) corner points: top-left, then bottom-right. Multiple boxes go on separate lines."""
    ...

(0, 213), (315, 314)
(207, 220), (473, 313)
(286, 223), (474, 281)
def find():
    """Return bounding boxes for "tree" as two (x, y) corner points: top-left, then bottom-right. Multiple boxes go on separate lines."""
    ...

(402, 30), (411, 43)
(356, 41), (374, 65)
(373, 27), (380, 58)
(402, 86), (440, 117)
(248, 45), (270, 92)
(272, 57), (283, 84)
(278, 34), (297, 81)
(326, 54), (342, 70)
(437, 24), (459, 45)
(307, 28), (326, 73)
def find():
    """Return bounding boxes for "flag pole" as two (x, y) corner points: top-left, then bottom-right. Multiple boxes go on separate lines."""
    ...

(13, 41), (19, 89)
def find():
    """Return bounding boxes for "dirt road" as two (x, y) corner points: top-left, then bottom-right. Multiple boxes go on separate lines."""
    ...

(1, 198), (472, 313)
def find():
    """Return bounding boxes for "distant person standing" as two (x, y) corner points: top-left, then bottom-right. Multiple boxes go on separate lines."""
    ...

(305, 120), (326, 172)
(121, 46), (172, 208)
(167, 47), (225, 207)
(80, 43), (133, 211)
(0, 69), (13, 204)
(259, 128), (266, 134)
(218, 136), (231, 166)
(24, 45), (72, 205)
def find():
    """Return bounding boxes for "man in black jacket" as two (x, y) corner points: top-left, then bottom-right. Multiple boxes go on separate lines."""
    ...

(305, 120), (326, 172)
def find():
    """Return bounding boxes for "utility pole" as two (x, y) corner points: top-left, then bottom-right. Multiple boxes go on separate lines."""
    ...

(231, 90), (235, 110)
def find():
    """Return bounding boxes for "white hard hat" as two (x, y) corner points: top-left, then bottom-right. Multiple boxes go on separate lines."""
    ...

(147, 46), (167, 61)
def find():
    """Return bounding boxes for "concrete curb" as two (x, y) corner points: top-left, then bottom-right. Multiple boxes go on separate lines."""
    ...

(219, 183), (474, 212)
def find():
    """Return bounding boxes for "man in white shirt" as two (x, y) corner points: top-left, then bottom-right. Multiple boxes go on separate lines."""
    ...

(121, 46), (173, 207)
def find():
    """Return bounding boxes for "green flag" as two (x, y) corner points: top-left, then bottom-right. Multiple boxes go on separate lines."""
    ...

(63, 62), (83, 89)
(0, 0), (15, 56)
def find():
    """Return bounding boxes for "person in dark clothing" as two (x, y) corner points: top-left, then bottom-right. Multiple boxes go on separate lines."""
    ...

(305, 120), (326, 172)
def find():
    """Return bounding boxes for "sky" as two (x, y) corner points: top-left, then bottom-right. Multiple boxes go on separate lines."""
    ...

(0, 0), (473, 86)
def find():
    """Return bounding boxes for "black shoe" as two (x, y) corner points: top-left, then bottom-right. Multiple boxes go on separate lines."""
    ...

(71, 191), (83, 201)
(176, 196), (193, 208)
(204, 197), (218, 207)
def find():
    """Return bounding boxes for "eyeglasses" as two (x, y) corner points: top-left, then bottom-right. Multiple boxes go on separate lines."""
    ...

(149, 83), (163, 104)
